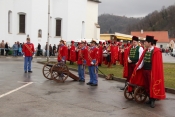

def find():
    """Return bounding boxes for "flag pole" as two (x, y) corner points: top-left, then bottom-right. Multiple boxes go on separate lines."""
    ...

(47, 0), (50, 62)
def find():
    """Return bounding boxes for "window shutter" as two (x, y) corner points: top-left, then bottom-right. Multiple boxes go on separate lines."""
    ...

(56, 20), (61, 36)
(19, 15), (25, 33)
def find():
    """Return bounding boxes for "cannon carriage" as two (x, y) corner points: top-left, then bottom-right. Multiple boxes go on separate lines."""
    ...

(42, 62), (79, 83)
(124, 82), (148, 103)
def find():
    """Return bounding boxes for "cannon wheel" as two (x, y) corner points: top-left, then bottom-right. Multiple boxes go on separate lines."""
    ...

(124, 85), (134, 100)
(134, 87), (147, 103)
(51, 62), (69, 83)
(42, 62), (54, 80)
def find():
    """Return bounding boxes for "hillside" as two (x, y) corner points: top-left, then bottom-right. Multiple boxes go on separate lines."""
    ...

(98, 14), (141, 34)
(98, 5), (175, 38)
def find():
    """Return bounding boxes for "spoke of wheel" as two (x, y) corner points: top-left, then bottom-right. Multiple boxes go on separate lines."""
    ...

(44, 70), (49, 71)
(44, 72), (50, 75)
(45, 66), (51, 69)
(46, 72), (51, 78)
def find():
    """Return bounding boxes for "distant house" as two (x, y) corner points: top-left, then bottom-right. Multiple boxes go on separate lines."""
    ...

(131, 31), (169, 48)
(169, 38), (175, 49)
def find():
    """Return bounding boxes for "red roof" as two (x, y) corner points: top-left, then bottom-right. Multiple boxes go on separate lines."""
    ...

(131, 31), (169, 43)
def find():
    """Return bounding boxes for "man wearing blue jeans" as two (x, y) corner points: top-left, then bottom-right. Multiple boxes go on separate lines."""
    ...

(22, 38), (34, 73)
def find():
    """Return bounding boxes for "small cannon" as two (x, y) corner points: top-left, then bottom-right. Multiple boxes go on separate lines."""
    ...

(42, 62), (79, 83)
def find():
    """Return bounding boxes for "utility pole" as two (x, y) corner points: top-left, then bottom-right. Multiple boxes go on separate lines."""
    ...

(47, 0), (50, 62)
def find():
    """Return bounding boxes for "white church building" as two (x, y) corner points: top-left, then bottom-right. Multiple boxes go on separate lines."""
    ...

(0, 0), (101, 49)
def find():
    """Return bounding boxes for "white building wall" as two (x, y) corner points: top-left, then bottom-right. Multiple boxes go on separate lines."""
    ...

(0, 0), (100, 48)
(13, 0), (32, 45)
(85, 1), (99, 39)
(67, 0), (87, 42)
(157, 43), (168, 48)
(0, 0), (6, 44)
(30, 0), (48, 49)
(51, 0), (69, 45)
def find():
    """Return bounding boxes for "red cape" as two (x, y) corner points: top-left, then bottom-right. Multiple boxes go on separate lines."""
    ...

(98, 45), (103, 64)
(123, 45), (132, 78)
(69, 45), (76, 62)
(130, 47), (166, 99)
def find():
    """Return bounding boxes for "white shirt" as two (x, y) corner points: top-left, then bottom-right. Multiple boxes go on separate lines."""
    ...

(128, 45), (144, 62)
(137, 46), (154, 70)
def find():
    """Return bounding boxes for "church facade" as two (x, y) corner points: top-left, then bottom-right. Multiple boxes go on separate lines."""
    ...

(0, 0), (101, 48)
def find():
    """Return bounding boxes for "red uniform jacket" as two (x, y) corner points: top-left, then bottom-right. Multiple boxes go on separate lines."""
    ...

(57, 45), (67, 61)
(130, 47), (166, 100)
(87, 47), (99, 66)
(22, 43), (34, 57)
(77, 47), (88, 65)
(69, 45), (76, 62)
(98, 45), (103, 64)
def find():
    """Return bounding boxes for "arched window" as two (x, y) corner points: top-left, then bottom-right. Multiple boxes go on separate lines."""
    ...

(8, 11), (12, 33)
(38, 29), (42, 38)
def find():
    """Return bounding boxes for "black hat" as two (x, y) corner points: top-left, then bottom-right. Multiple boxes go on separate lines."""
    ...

(132, 36), (139, 41)
(145, 35), (154, 43)
(153, 39), (158, 45)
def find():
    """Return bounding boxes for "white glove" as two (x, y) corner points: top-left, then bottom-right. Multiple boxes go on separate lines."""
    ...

(23, 55), (25, 57)
(32, 54), (35, 57)
(91, 62), (94, 65)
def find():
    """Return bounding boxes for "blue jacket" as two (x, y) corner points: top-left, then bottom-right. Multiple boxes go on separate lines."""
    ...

(13, 44), (18, 50)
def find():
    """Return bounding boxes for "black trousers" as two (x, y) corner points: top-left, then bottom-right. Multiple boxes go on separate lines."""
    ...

(1, 49), (4, 55)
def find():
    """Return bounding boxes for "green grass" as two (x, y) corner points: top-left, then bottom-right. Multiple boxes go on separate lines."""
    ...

(40, 61), (175, 89)
(163, 63), (175, 89)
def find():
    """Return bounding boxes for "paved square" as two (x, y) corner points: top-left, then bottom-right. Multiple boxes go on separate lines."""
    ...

(0, 58), (175, 117)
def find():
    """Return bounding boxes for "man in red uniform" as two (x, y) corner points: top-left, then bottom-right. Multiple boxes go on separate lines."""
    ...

(22, 38), (34, 73)
(77, 41), (88, 82)
(131, 35), (165, 108)
(69, 41), (76, 65)
(86, 39), (99, 86)
(98, 41), (103, 66)
(121, 36), (143, 90)
(57, 40), (67, 62)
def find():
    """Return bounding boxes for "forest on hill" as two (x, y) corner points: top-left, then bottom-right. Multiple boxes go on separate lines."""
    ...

(98, 5), (175, 38)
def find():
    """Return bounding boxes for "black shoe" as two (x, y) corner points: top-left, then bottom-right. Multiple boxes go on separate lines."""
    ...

(28, 71), (32, 73)
(79, 80), (85, 82)
(120, 87), (125, 90)
(25, 71), (27, 73)
(150, 99), (155, 108)
(86, 82), (93, 85)
(146, 100), (151, 104)
(91, 84), (98, 86)
(146, 97), (152, 104)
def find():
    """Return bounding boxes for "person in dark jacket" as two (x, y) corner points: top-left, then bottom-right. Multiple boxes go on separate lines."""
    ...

(37, 43), (42, 56)
(5, 42), (9, 56)
(49, 44), (52, 56)
(53, 44), (56, 56)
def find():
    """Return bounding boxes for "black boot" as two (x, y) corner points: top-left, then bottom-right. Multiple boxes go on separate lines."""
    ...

(120, 80), (127, 90)
(146, 97), (151, 104)
(150, 98), (155, 108)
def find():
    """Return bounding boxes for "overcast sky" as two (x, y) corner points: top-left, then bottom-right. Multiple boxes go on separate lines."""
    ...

(99, 0), (175, 17)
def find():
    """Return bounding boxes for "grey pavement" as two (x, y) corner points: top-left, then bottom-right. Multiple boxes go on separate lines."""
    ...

(0, 58), (175, 117)
(162, 53), (175, 63)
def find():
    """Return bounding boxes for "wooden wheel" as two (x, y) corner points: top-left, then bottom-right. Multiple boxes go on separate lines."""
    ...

(134, 87), (147, 103)
(124, 85), (134, 100)
(51, 62), (69, 83)
(42, 62), (54, 80)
